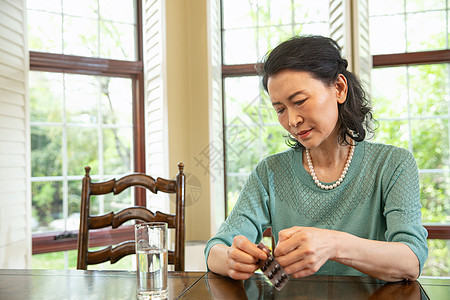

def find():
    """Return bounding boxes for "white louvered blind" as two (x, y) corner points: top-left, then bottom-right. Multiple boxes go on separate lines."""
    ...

(0, 0), (31, 268)
(330, 0), (371, 88)
(208, 0), (225, 233)
(143, 0), (170, 213)
(352, 0), (372, 92)
(330, 0), (349, 55)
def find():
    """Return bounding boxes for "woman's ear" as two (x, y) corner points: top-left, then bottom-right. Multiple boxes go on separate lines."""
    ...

(335, 74), (348, 104)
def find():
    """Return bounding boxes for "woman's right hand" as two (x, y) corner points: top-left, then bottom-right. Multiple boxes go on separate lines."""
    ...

(224, 235), (267, 280)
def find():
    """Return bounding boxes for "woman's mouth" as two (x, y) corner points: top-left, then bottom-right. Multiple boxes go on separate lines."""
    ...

(297, 129), (312, 139)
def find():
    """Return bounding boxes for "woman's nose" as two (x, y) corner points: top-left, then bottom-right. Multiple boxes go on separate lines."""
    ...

(288, 110), (303, 127)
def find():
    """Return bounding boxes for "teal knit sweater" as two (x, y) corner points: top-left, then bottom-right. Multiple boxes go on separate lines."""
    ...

(205, 141), (429, 276)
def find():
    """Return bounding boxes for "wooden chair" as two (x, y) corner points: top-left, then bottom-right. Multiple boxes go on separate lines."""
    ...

(76, 163), (186, 271)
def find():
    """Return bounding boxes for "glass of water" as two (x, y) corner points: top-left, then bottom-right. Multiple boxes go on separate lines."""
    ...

(135, 222), (168, 299)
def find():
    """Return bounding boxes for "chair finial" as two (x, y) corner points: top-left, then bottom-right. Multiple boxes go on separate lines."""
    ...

(177, 162), (184, 173)
(84, 166), (91, 176)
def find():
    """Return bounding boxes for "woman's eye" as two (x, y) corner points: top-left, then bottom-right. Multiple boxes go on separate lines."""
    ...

(277, 108), (285, 115)
(295, 100), (306, 105)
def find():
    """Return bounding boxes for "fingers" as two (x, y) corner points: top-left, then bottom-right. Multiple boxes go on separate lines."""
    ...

(278, 252), (324, 277)
(232, 236), (267, 261)
(227, 269), (255, 280)
(226, 236), (268, 280)
(275, 228), (307, 257)
(274, 228), (334, 278)
(276, 226), (303, 244)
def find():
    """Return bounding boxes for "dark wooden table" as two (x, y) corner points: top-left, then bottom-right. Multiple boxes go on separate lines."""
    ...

(0, 269), (205, 299)
(183, 272), (450, 299)
(0, 269), (448, 299)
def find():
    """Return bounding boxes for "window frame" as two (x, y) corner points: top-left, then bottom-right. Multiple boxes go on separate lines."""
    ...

(30, 0), (146, 255)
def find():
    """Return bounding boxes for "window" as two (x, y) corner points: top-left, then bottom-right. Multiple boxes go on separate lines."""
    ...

(368, 0), (450, 277)
(27, 0), (145, 268)
(221, 0), (450, 276)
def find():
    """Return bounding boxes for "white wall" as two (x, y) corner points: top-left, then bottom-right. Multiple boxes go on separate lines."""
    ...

(0, 0), (31, 268)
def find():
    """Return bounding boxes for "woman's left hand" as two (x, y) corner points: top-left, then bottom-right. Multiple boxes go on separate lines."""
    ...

(273, 226), (339, 278)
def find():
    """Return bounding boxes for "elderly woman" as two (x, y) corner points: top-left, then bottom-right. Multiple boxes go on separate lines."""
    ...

(205, 35), (428, 282)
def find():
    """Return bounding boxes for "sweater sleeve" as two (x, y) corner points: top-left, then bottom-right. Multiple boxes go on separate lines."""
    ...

(383, 149), (429, 274)
(204, 162), (272, 269)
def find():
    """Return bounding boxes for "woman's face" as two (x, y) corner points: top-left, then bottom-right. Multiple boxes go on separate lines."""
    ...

(267, 70), (347, 150)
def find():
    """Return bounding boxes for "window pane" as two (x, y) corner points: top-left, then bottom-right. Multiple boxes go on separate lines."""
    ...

(222, 0), (257, 29)
(369, 15), (406, 55)
(257, 25), (296, 57)
(63, 16), (99, 57)
(372, 120), (409, 150)
(223, 28), (258, 64)
(27, 11), (62, 53)
(226, 174), (248, 215)
(408, 64), (449, 117)
(29, 72), (63, 123)
(406, 0), (446, 13)
(262, 125), (288, 155)
(63, 0), (97, 18)
(67, 127), (99, 176)
(371, 67), (408, 119)
(65, 74), (99, 124)
(103, 127), (132, 175)
(100, 0), (135, 23)
(406, 11), (446, 52)
(68, 180), (82, 231)
(293, 0), (329, 23)
(411, 119), (449, 170)
(100, 21), (136, 60)
(27, 0), (62, 12)
(369, 0), (404, 16)
(224, 77), (260, 125)
(258, 0), (292, 26)
(100, 77), (133, 125)
(420, 173), (450, 224)
(31, 126), (62, 177)
(32, 181), (63, 232)
(226, 121), (261, 171)
(422, 239), (450, 276)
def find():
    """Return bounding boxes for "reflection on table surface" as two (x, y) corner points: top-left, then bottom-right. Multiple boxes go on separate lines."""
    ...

(1, 269), (448, 299)
(0, 269), (205, 299)
(180, 272), (435, 299)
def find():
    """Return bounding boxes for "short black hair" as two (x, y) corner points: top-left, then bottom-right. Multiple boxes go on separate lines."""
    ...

(257, 35), (375, 149)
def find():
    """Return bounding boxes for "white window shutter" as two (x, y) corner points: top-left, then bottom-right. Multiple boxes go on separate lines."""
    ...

(0, 0), (31, 268)
(142, 0), (170, 213)
(329, 0), (371, 92)
(352, 0), (372, 93)
(207, 0), (225, 233)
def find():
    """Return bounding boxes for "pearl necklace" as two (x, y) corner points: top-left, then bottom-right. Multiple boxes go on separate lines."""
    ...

(305, 142), (355, 190)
